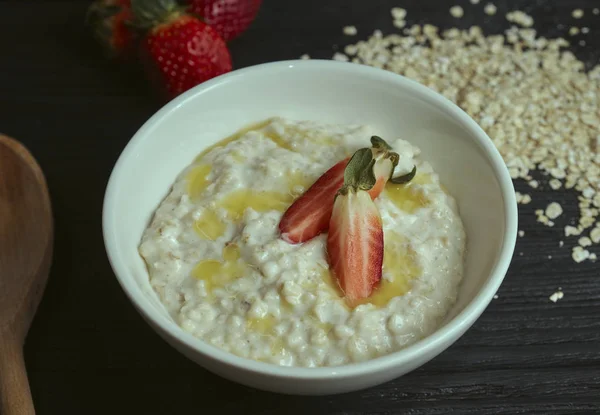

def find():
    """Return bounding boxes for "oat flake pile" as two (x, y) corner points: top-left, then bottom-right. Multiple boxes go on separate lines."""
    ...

(308, 7), (600, 264)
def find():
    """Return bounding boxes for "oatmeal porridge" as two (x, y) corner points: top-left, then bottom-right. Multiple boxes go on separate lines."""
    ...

(139, 117), (466, 367)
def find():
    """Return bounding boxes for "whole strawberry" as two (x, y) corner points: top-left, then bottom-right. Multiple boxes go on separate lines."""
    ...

(130, 0), (232, 99)
(86, 0), (136, 59)
(188, 0), (262, 41)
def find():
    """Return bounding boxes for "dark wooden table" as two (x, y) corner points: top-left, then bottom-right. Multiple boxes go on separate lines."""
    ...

(1, 0), (599, 413)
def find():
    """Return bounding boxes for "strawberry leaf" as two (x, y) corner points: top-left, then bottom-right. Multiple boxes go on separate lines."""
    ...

(370, 135), (393, 150)
(343, 148), (377, 191)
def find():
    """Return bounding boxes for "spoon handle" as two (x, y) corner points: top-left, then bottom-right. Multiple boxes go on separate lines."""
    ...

(0, 335), (36, 415)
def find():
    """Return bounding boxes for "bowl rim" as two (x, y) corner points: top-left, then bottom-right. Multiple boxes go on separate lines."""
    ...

(103, 59), (518, 379)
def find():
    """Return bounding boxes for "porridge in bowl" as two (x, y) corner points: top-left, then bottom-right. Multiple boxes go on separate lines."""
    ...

(139, 117), (466, 367)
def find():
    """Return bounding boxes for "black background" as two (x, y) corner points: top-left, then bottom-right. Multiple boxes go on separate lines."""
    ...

(1, 0), (599, 413)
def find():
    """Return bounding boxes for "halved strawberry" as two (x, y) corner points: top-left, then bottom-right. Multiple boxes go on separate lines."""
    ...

(279, 136), (416, 244)
(327, 148), (384, 303)
(279, 157), (349, 244)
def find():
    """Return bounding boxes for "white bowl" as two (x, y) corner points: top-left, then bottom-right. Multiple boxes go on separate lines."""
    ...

(102, 60), (518, 395)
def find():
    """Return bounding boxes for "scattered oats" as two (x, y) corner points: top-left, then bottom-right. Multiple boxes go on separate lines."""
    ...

(471, 0), (480, 4)
(582, 187), (595, 199)
(572, 246), (590, 262)
(393, 19), (407, 29)
(407, 25), (420, 36)
(536, 210), (554, 227)
(572, 9), (584, 19)
(343, 25), (358, 36)
(578, 236), (592, 247)
(332, 52), (349, 62)
(559, 240), (564, 247)
(484, 3), (497, 15)
(528, 179), (539, 189)
(549, 290), (564, 303)
(580, 216), (595, 229)
(450, 6), (464, 18)
(546, 202), (563, 219)
(550, 168), (566, 180)
(579, 40), (586, 47)
(594, 8), (600, 15)
(516, 192), (533, 204)
(590, 253), (597, 261)
(549, 179), (562, 190)
(344, 44), (357, 55)
(506, 11), (534, 28)
(548, 255), (552, 259)
(300, 54), (310, 60)
(519, 252), (523, 256)
(590, 227), (600, 243)
(493, 294), (498, 299)
(518, 230), (525, 237)
(391, 7), (407, 20)
(336, 13), (600, 266)
(515, 192), (523, 202)
(569, 26), (580, 36)
(581, 27), (590, 34)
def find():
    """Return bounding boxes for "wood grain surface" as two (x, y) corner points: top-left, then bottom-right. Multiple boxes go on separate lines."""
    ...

(0, 0), (598, 413)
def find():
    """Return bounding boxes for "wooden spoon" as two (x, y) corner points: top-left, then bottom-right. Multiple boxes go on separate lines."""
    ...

(0, 135), (53, 415)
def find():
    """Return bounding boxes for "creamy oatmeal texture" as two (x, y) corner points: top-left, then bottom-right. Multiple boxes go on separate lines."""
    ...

(139, 118), (466, 367)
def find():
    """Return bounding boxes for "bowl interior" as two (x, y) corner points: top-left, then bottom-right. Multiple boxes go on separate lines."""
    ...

(104, 60), (516, 366)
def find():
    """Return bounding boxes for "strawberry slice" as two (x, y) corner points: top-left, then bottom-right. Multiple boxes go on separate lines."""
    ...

(279, 157), (349, 244)
(327, 148), (384, 303)
(279, 136), (416, 244)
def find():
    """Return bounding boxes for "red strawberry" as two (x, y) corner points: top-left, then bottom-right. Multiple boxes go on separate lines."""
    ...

(130, 0), (232, 99)
(188, 0), (262, 41)
(279, 136), (416, 244)
(86, 0), (136, 59)
(327, 148), (384, 303)
(279, 157), (349, 244)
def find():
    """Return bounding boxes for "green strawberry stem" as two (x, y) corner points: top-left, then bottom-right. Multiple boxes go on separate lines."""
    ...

(86, 3), (123, 54)
(390, 165), (417, 184)
(370, 135), (417, 185)
(130, 0), (186, 31)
